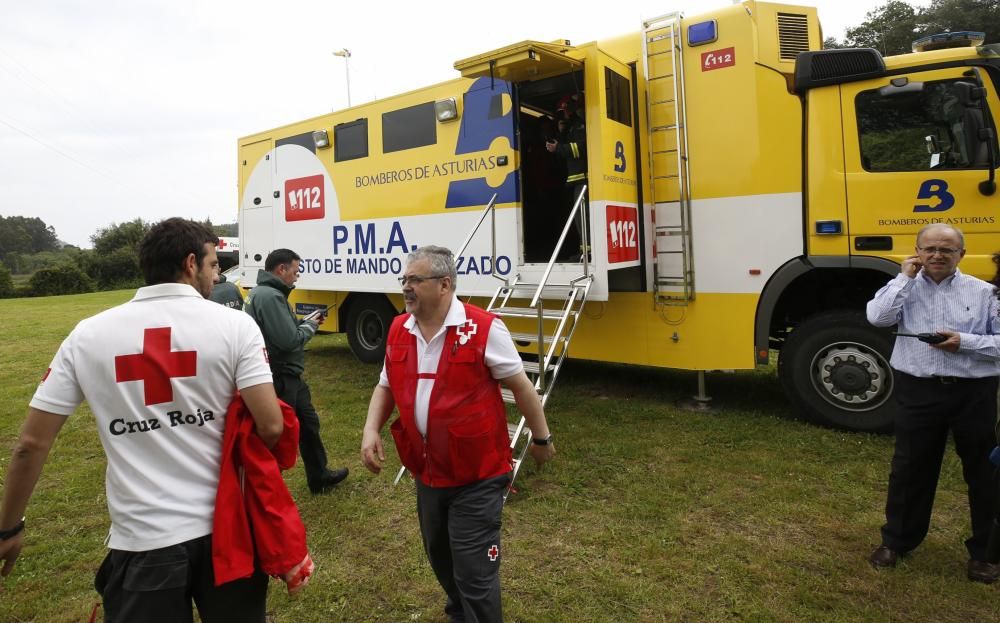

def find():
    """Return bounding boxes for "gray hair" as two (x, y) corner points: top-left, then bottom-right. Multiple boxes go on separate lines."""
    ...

(407, 245), (457, 290)
(916, 223), (965, 249)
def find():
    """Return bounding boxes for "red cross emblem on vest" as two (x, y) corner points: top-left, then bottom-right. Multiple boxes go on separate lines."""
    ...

(487, 544), (499, 561)
(217, 238), (228, 249)
(115, 327), (197, 406)
(455, 318), (478, 345)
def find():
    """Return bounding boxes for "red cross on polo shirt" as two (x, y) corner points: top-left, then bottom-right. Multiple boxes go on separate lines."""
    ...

(115, 327), (197, 406)
(487, 545), (499, 561)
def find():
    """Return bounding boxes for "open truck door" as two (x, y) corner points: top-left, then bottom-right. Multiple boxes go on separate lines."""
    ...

(592, 49), (643, 294)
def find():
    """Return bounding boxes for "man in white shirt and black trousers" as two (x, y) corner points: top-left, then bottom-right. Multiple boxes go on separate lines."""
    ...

(0, 218), (285, 621)
(866, 223), (1000, 583)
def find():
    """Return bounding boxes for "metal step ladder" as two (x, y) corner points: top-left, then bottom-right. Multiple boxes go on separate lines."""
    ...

(488, 272), (592, 499)
(488, 185), (592, 500)
(643, 13), (695, 305)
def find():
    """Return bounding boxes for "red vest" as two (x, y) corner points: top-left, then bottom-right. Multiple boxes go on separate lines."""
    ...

(386, 303), (512, 488)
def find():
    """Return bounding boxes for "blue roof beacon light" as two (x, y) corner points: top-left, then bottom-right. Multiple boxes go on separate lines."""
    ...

(688, 20), (718, 46)
(912, 31), (985, 53)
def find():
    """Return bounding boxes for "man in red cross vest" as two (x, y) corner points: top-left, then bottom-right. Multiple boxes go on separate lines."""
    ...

(0, 218), (285, 622)
(361, 245), (556, 623)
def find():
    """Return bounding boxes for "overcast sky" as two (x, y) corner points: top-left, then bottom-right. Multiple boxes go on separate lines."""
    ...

(0, 0), (928, 248)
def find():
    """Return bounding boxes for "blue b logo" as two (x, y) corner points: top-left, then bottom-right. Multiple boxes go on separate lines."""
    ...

(913, 179), (955, 213)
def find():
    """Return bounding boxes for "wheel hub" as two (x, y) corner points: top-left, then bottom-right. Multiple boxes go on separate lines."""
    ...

(357, 310), (385, 350)
(811, 342), (891, 411)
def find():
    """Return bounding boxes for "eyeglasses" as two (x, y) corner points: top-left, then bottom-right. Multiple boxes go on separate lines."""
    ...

(397, 274), (446, 286)
(917, 246), (960, 256)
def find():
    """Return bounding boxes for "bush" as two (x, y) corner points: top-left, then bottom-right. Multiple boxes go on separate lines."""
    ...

(84, 247), (142, 290)
(0, 264), (13, 298)
(91, 219), (149, 256)
(3, 251), (22, 273)
(5, 248), (92, 281)
(13, 251), (71, 275)
(28, 264), (95, 297)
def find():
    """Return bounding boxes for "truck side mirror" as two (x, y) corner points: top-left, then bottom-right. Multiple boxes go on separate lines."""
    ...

(926, 135), (944, 168)
(959, 72), (997, 195)
(925, 135), (941, 154)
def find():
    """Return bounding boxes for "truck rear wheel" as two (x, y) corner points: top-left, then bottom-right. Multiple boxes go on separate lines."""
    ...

(778, 310), (895, 433)
(345, 295), (398, 364)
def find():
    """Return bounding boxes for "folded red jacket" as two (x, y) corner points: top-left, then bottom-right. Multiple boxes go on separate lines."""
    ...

(213, 393), (307, 585)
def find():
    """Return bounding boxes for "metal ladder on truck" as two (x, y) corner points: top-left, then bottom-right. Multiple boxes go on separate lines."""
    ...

(394, 190), (593, 501)
(643, 14), (695, 306)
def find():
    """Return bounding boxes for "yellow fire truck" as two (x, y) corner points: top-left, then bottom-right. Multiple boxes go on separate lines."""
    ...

(234, 1), (1000, 432)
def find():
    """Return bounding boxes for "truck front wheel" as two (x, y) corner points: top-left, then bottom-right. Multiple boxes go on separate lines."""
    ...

(778, 310), (896, 433)
(345, 295), (398, 364)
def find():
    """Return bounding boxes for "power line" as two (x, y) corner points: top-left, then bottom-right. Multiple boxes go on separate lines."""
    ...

(0, 114), (119, 182)
(0, 113), (206, 208)
(0, 45), (208, 208)
(0, 46), (155, 166)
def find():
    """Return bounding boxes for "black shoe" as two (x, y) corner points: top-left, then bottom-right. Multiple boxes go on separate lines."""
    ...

(444, 596), (465, 623)
(869, 545), (899, 569)
(309, 467), (349, 494)
(967, 559), (1000, 583)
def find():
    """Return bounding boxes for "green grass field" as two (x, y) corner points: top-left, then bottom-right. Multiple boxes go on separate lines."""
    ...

(1, 291), (998, 622)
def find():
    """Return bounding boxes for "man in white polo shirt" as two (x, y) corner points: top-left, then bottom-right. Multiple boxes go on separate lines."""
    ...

(361, 245), (556, 623)
(0, 218), (284, 622)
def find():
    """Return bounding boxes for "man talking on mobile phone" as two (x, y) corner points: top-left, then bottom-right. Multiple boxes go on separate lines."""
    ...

(866, 223), (1000, 582)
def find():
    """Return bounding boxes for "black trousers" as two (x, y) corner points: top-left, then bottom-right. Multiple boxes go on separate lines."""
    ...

(274, 372), (330, 490)
(881, 372), (999, 560)
(565, 181), (588, 249)
(94, 534), (268, 623)
(416, 473), (510, 623)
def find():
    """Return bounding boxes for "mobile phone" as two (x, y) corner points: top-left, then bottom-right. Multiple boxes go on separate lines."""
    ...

(303, 309), (326, 322)
(892, 332), (948, 344)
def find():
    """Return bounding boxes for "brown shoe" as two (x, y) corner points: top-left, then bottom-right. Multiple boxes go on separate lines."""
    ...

(869, 545), (898, 568)
(967, 559), (1000, 584)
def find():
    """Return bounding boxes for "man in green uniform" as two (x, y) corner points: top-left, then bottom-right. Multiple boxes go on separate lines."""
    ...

(245, 248), (348, 494)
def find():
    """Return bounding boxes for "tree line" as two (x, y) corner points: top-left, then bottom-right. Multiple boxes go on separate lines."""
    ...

(0, 217), (237, 299)
(825, 0), (1000, 55)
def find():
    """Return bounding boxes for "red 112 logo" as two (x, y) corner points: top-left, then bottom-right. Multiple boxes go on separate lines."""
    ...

(285, 175), (326, 222)
(701, 47), (735, 71)
(606, 205), (639, 264)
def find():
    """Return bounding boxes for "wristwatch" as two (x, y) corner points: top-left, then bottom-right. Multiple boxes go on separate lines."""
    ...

(532, 434), (553, 446)
(0, 517), (25, 540)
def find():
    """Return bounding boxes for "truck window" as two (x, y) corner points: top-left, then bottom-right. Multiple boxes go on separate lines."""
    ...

(276, 132), (317, 153)
(335, 119), (369, 162)
(382, 102), (437, 153)
(856, 79), (998, 172)
(605, 67), (632, 127)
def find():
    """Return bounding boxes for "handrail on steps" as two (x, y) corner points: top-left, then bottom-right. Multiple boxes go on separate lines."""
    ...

(453, 193), (507, 287)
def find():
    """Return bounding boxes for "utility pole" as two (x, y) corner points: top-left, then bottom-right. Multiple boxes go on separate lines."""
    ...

(333, 49), (352, 107)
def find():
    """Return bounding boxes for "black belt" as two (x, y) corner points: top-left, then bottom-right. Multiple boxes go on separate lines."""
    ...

(932, 376), (961, 385)
(899, 372), (990, 385)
